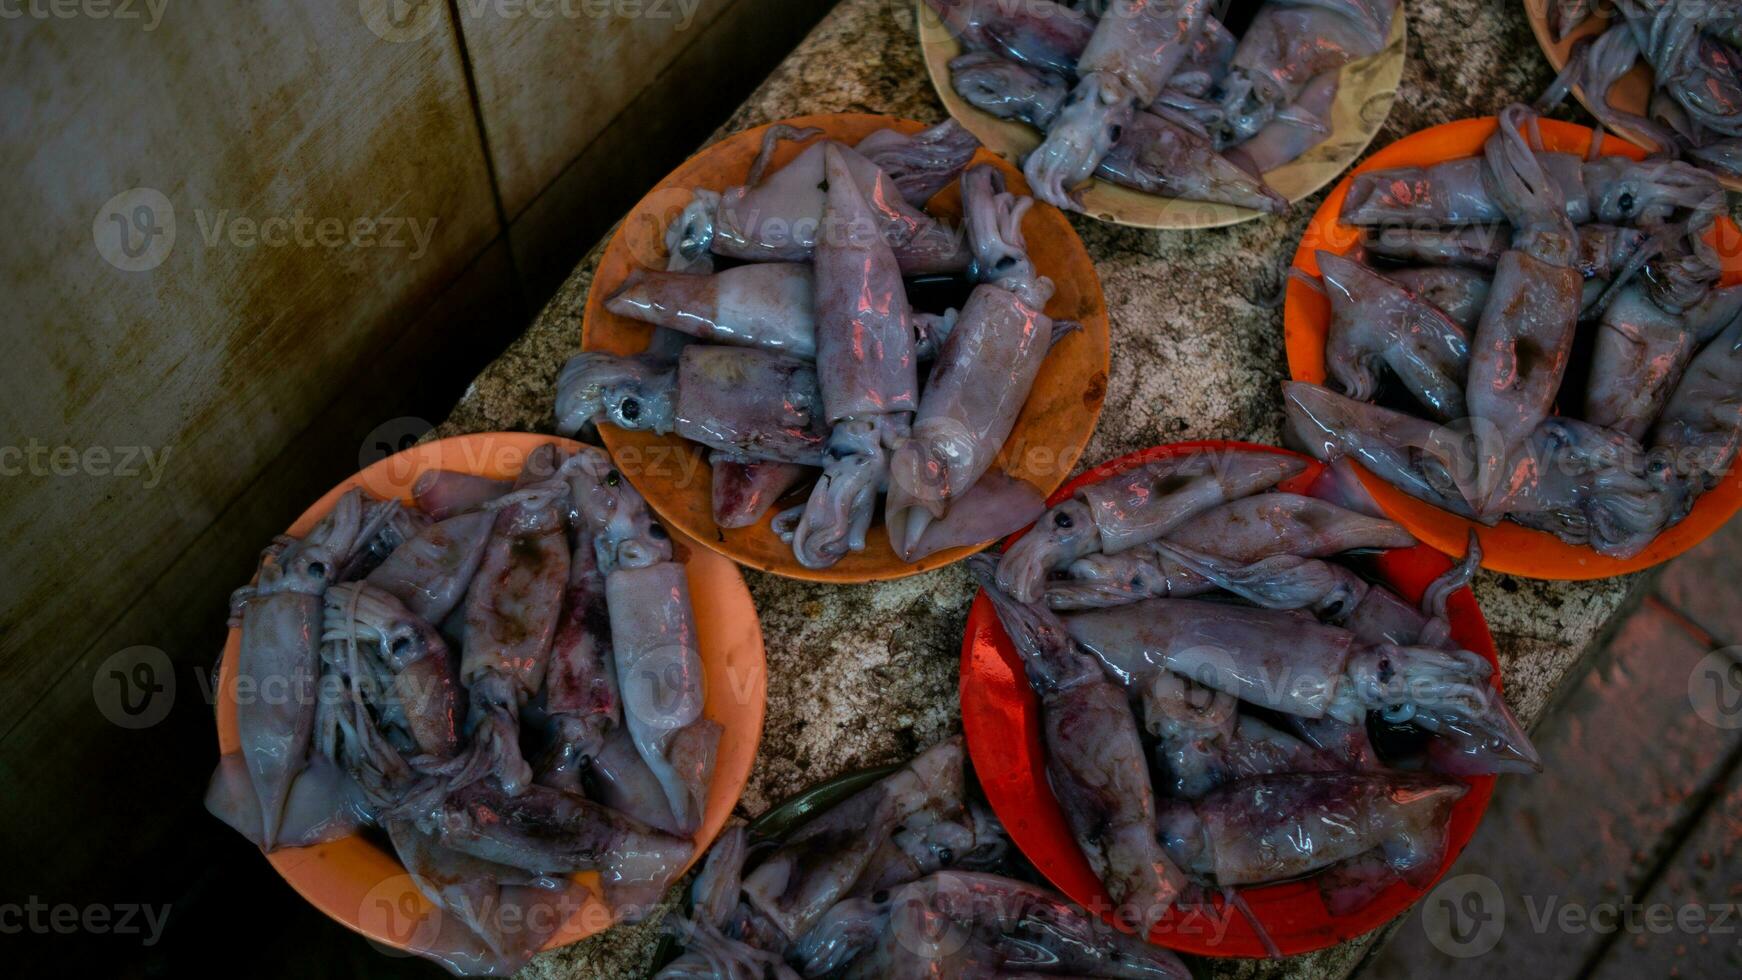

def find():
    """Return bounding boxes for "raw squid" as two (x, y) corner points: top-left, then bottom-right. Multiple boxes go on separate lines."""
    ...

(1155, 772), (1465, 889)
(1315, 250), (1471, 420)
(950, 52), (1286, 210)
(792, 871), (1192, 979)
(567, 446), (719, 835)
(430, 778), (692, 914)
(1500, 421), (1682, 561)
(588, 726), (685, 836)
(1143, 673), (1340, 799)
(1046, 491), (1415, 609)
(556, 346), (829, 466)
(886, 165), (1056, 560)
(710, 455), (809, 529)
(384, 818), (578, 977)
(1024, 0), (1212, 209)
(1462, 107), (1593, 515)
(1387, 266), (1493, 331)
(218, 488), (393, 849)
(740, 737), (968, 941)
(1224, 69), (1339, 177)
(1061, 595), (1538, 766)
(413, 470), (512, 520)
(1215, 0), (1395, 145)
(1340, 146), (1722, 227)
(1360, 225), (1506, 270)
(605, 263), (817, 358)
(971, 557), (1186, 932)
(853, 119), (982, 207)
(364, 509), (495, 625)
(665, 127), (972, 275)
(458, 456), (573, 795)
(535, 505), (619, 793)
(924, 0), (1095, 76)
(1584, 241), (1719, 441)
(1653, 316), (1742, 498)
(997, 447), (1307, 602)
(783, 144), (922, 568)
(1283, 380), (1482, 518)
(322, 582), (465, 761)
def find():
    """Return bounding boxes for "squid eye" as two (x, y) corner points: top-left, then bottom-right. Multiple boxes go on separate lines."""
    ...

(994, 255), (1017, 272)
(1108, 124), (1123, 144)
(1053, 511), (1074, 529)
(619, 398), (641, 422)
(1618, 191), (1635, 215)
(306, 561), (327, 578)
(390, 636), (413, 657)
(606, 469), (621, 486)
(936, 847), (954, 865)
(649, 523), (667, 540)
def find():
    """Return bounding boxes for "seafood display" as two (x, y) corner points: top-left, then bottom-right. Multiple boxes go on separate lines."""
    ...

(926, 0), (1401, 214)
(207, 443), (726, 975)
(1539, 0), (1742, 180)
(655, 739), (1192, 978)
(969, 445), (1538, 951)
(1297, 105), (1737, 559)
(567, 125), (1084, 571)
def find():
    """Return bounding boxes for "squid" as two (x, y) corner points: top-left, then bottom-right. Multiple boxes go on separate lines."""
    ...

(971, 557), (1187, 933)
(1060, 596), (1539, 769)
(1143, 673), (1341, 800)
(1224, 69), (1339, 177)
(364, 508), (495, 626)
(1386, 266), (1493, 330)
(1046, 491), (1415, 609)
(853, 119), (982, 207)
(885, 165), (1056, 561)
(923, 0), (1095, 76)
(950, 52), (1286, 211)
(1314, 250), (1472, 421)
(534, 512), (620, 793)
(997, 447), (1307, 603)
(740, 737), (968, 941)
(216, 487), (396, 849)
(412, 469), (512, 520)
(384, 818), (578, 977)
(1340, 144), (1723, 228)
(556, 346), (829, 466)
(1283, 380), (1484, 518)
(709, 455), (810, 529)
(1024, 0), (1212, 209)
(457, 450), (574, 795)
(1495, 421), (1679, 560)
(1360, 225), (1506, 270)
(605, 263), (817, 359)
(1653, 315), (1742, 499)
(1214, 0), (1396, 146)
(1155, 772), (1466, 891)
(566, 446), (720, 836)
(791, 871), (1193, 979)
(322, 582), (465, 762)
(430, 778), (693, 915)
(1584, 239), (1721, 441)
(664, 127), (972, 275)
(1461, 106), (1586, 516)
(782, 145), (922, 568)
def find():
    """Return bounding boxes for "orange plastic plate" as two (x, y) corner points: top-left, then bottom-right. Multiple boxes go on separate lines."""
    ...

(960, 441), (1498, 957)
(212, 433), (767, 958)
(582, 113), (1110, 583)
(1285, 116), (1742, 579)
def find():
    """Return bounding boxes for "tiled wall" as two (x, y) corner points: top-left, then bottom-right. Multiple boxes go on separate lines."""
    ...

(0, 1), (831, 967)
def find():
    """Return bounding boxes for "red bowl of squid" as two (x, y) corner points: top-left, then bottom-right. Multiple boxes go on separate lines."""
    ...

(1284, 116), (1742, 579)
(211, 433), (768, 963)
(959, 441), (1498, 957)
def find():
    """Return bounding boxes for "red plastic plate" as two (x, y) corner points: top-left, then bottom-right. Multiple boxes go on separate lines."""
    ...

(959, 441), (1498, 957)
